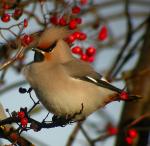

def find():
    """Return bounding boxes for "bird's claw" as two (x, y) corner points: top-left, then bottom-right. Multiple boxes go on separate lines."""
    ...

(52, 115), (73, 127)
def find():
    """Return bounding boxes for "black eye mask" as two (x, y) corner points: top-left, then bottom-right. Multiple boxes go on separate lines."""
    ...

(33, 42), (56, 62)
(43, 41), (57, 53)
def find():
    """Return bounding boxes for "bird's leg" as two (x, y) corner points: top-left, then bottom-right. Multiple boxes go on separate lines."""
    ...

(52, 115), (70, 127)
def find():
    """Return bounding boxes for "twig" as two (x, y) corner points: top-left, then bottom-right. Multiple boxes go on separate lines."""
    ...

(126, 113), (150, 129)
(0, 80), (27, 95)
(66, 122), (83, 146)
(79, 125), (94, 146)
(92, 133), (110, 143)
(111, 34), (145, 80)
(107, 0), (133, 79)
(0, 46), (25, 71)
(28, 101), (40, 113)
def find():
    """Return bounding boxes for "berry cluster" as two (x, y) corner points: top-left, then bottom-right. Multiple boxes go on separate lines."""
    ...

(66, 31), (87, 44)
(1, 3), (28, 29)
(1, 8), (23, 22)
(50, 16), (82, 29)
(58, 4), (107, 62)
(72, 46), (96, 63)
(50, 6), (81, 30)
(18, 110), (28, 128)
(125, 129), (138, 145)
(1, 0), (108, 64)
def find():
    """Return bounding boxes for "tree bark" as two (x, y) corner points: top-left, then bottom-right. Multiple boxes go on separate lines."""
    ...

(115, 18), (150, 146)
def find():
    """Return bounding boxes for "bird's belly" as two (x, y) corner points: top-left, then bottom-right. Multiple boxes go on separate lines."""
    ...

(34, 77), (113, 120)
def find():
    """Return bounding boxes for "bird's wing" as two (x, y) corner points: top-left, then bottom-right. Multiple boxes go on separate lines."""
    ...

(62, 59), (122, 93)
(62, 59), (102, 80)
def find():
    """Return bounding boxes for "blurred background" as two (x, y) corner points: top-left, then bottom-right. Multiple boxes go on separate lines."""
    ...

(0, 0), (150, 146)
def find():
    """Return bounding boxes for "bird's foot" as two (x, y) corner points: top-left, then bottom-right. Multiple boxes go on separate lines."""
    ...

(52, 115), (73, 127)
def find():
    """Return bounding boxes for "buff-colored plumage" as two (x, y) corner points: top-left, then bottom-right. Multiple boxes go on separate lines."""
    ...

(23, 27), (120, 120)
(0, 103), (7, 120)
(0, 102), (11, 131)
(38, 26), (71, 49)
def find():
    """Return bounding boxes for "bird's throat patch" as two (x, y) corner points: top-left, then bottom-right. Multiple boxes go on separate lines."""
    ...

(44, 52), (51, 61)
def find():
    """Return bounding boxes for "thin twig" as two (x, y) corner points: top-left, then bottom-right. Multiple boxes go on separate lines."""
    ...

(107, 0), (133, 79)
(126, 113), (150, 129)
(66, 122), (83, 146)
(79, 125), (94, 146)
(111, 34), (145, 80)
(0, 80), (27, 95)
(0, 46), (25, 71)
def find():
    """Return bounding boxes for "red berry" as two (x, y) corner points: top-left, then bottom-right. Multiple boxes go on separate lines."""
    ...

(128, 129), (138, 138)
(72, 6), (81, 14)
(69, 19), (78, 29)
(72, 46), (83, 55)
(80, 0), (88, 5)
(18, 111), (25, 119)
(74, 18), (82, 24)
(88, 56), (95, 63)
(73, 31), (81, 39)
(66, 35), (76, 43)
(13, 8), (23, 20)
(21, 118), (28, 128)
(3, 3), (10, 9)
(10, 133), (18, 141)
(107, 127), (118, 135)
(120, 91), (129, 100)
(86, 47), (96, 57)
(50, 16), (58, 25)
(79, 32), (87, 40)
(81, 54), (88, 61)
(22, 35), (33, 46)
(1, 14), (10, 22)
(14, 8), (23, 16)
(125, 137), (133, 145)
(59, 17), (67, 26)
(23, 19), (28, 28)
(98, 26), (108, 41)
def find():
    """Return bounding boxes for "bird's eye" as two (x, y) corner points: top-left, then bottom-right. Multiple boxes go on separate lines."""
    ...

(32, 41), (57, 62)
(43, 41), (57, 52)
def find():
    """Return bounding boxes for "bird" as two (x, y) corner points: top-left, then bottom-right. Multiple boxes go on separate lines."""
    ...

(23, 26), (134, 122)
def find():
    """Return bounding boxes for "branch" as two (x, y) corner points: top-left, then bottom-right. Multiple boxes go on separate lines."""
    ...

(115, 13), (150, 146)
(106, 0), (133, 79)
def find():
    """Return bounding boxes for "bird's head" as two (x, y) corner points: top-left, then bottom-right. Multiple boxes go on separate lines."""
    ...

(33, 26), (73, 63)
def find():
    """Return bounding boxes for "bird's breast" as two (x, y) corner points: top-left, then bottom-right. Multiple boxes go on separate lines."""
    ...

(24, 64), (117, 120)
